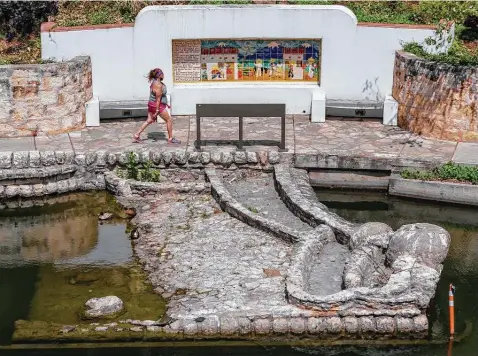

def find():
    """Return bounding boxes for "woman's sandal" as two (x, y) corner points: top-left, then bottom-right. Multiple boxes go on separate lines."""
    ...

(168, 137), (181, 144)
(132, 134), (141, 143)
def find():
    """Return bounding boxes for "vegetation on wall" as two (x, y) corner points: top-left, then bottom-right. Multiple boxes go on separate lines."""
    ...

(401, 162), (478, 185)
(116, 152), (162, 183)
(1, 1), (478, 65)
(402, 16), (478, 66)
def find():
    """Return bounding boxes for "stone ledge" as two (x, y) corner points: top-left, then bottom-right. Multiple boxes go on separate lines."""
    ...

(205, 167), (301, 244)
(104, 171), (210, 197)
(12, 313), (430, 342)
(273, 163), (357, 243)
(389, 175), (478, 207)
(295, 153), (442, 171)
(0, 176), (105, 201)
(0, 165), (77, 181)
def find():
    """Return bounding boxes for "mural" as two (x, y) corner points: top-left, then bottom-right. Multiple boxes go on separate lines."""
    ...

(172, 39), (321, 84)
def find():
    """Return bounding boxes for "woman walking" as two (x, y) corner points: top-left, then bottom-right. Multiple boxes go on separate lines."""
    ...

(133, 68), (181, 144)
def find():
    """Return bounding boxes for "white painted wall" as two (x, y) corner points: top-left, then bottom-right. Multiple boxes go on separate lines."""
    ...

(41, 5), (437, 115)
(41, 26), (134, 101)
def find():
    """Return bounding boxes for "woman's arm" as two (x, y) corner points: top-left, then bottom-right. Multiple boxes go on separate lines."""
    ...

(153, 82), (163, 116)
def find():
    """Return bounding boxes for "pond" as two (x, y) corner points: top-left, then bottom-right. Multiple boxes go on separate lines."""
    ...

(1, 189), (477, 356)
(0, 192), (165, 346)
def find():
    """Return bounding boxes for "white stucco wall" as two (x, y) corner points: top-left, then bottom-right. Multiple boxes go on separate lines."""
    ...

(41, 5), (436, 115)
(41, 26), (135, 101)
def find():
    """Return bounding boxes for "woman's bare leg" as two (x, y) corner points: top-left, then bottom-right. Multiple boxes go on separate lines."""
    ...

(158, 110), (173, 140)
(134, 112), (155, 138)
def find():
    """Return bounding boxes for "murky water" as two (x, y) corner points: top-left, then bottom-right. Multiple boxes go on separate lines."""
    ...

(0, 192), (165, 345)
(1, 189), (477, 355)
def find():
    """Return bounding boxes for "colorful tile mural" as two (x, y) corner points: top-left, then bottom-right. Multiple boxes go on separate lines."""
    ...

(172, 39), (321, 84)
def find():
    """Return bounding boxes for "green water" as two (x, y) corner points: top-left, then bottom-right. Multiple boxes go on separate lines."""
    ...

(1, 190), (477, 356)
(0, 192), (165, 345)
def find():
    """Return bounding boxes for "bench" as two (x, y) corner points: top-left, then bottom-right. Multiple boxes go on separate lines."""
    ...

(195, 104), (287, 152)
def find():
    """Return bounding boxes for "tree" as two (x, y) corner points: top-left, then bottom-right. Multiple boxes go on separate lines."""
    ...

(0, 1), (58, 40)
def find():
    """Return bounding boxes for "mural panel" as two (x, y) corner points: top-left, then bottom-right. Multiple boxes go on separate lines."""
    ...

(172, 39), (321, 84)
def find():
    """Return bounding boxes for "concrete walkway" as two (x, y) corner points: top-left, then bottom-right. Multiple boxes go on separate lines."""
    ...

(0, 116), (477, 166)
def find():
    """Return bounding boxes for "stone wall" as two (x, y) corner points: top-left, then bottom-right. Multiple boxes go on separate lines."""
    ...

(0, 57), (92, 138)
(392, 51), (478, 141)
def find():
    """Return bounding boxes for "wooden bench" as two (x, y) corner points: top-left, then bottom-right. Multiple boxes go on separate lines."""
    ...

(195, 103), (287, 152)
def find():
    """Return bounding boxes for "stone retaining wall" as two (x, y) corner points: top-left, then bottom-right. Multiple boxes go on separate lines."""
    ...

(0, 149), (281, 201)
(392, 51), (478, 142)
(0, 57), (92, 138)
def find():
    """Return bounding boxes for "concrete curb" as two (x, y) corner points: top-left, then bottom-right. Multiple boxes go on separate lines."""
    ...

(389, 175), (478, 207)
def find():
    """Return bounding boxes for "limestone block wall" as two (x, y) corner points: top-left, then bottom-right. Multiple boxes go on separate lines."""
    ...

(392, 51), (478, 142)
(0, 56), (92, 138)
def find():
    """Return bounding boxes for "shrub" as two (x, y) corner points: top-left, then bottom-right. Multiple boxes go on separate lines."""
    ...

(400, 162), (478, 185)
(402, 22), (478, 66)
(117, 152), (161, 182)
(0, 1), (58, 40)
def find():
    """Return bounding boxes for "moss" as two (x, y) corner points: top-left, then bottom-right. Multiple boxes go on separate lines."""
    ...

(27, 263), (165, 326)
(12, 319), (455, 344)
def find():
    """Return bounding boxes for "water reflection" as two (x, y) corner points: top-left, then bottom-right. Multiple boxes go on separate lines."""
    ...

(0, 215), (98, 265)
(0, 192), (132, 267)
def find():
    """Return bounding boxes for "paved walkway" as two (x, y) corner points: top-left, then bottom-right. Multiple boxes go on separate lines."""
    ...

(0, 116), (477, 165)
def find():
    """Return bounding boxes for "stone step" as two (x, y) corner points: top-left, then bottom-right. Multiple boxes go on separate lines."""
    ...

(309, 169), (390, 191)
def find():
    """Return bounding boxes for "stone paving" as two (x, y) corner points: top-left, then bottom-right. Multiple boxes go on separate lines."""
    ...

(0, 116), (476, 166)
(132, 192), (296, 320)
(223, 171), (312, 233)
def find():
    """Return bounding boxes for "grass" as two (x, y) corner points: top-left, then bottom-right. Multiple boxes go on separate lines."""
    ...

(400, 162), (478, 185)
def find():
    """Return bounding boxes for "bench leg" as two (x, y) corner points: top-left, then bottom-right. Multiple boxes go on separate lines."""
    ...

(279, 115), (287, 152)
(196, 115), (201, 151)
(238, 116), (244, 151)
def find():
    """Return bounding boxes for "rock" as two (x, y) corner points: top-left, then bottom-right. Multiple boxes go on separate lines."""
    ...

(40, 151), (56, 166)
(123, 208), (136, 218)
(60, 325), (76, 334)
(107, 153), (117, 165)
(350, 222), (393, 250)
(234, 151), (247, 165)
(13, 151), (29, 168)
(211, 151), (222, 164)
(263, 268), (282, 277)
(29, 151), (41, 167)
(247, 151), (258, 164)
(195, 317), (206, 323)
(386, 223), (451, 268)
(139, 320), (156, 326)
(95, 326), (108, 332)
(154, 315), (177, 327)
(98, 212), (113, 221)
(130, 326), (143, 332)
(147, 326), (162, 332)
(0, 152), (12, 169)
(130, 227), (140, 240)
(268, 151), (280, 164)
(84, 296), (124, 318)
(162, 151), (173, 165)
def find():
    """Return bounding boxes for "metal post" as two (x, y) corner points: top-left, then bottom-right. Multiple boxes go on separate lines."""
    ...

(238, 116), (244, 151)
(196, 113), (201, 151)
(449, 284), (455, 340)
(280, 115), (286, 152)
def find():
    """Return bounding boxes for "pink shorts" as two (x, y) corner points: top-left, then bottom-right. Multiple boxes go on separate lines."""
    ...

(148, 102), (167, 115)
